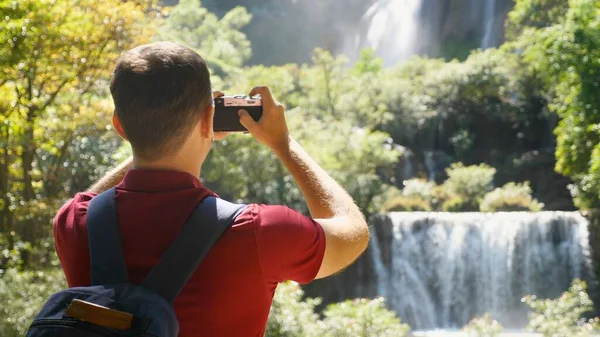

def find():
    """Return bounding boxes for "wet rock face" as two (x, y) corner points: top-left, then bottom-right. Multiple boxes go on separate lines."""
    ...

(303, 212), (593, 330)
(201, 0), (514, 65)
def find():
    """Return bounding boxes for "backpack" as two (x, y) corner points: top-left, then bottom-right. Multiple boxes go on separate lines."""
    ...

(26, 187), (246, 337)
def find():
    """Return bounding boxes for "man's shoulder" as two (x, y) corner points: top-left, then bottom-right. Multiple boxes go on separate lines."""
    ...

(53, 191), (98, 228)
(237, 203), (313, 223)
(229, 203), (319, 235)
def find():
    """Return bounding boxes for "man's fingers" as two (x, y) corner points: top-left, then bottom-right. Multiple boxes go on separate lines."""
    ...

(238, 109), (259, 133)
(213, 90), (225, 99)
(248, 86), (274, 105)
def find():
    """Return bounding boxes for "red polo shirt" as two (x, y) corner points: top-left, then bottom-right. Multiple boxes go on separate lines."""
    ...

(53, 169), (326, 337)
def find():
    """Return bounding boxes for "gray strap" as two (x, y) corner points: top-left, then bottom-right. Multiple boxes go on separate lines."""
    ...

(87, 188), (129, 285)
(142, 197), (246, 303)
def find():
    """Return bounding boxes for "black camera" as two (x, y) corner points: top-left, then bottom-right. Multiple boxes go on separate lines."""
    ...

(213, 95), (263, 132)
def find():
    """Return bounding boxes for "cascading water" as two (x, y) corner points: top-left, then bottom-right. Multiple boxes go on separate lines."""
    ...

(345, 0), (511, 65)
(370, 212), (592, 330)
(481, 0), (498, 48)
(357, 0), (423, 66)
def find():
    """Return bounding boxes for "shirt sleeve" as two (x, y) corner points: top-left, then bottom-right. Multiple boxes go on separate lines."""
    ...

(252, 204), (326, 284)
(53, 192), (96, 287)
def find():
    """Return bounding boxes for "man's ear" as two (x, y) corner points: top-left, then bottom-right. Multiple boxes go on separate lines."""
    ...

(199, 104), (214, 139)
(112, 114), (128, 140)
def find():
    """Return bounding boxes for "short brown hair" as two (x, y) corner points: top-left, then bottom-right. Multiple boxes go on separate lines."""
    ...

(110, 42), (212, 161)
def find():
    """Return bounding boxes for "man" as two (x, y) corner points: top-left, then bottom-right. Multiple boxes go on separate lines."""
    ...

(53, 42), (369, 336)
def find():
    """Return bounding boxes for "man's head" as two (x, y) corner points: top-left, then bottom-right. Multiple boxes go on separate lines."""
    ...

(110, 42), (212, 162)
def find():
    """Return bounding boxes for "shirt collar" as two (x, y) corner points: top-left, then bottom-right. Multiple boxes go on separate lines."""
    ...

(117, 169), (204, 193)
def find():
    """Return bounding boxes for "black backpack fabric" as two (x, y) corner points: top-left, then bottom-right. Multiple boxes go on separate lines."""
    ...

(26, 187), (246, 337)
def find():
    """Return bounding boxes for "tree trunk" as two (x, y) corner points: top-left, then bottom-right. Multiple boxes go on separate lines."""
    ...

(22, 132), (34, 202)
(19, 107), (37, 242)
(0, 124), (11, 235)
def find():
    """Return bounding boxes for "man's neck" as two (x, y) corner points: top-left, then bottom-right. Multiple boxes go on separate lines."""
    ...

(133, 155), (203, 178)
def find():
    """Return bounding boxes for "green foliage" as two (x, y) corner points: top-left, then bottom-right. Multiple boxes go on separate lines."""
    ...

(442, 195), (468, 212)
(401, 179), (436, 201)
(450, 129), (475, 159)
(443, 163), (496, 211)
(352, 49), (384, 76)
(506, 0), (569, 40)
(265, 282), (323, 337)
(462, 313), (504, 337)
(265, 282), (409, 337)
(524, 279), (600, 337)
(480, 182), (544, 212)
(510, 0), (600, 209)
(386, 164), (543, 212)
(383, 196), (432, 212)
(0, 268), (66, 337)
(158, 0), (252, 73)
(321, 298), (410, 337)
(0, 0), (156, 245)
(380, 47), (544, 178)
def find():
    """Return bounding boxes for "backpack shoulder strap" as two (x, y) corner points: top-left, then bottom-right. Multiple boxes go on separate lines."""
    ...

(142, 196), (246, 303)
(87, 187), (129, 285)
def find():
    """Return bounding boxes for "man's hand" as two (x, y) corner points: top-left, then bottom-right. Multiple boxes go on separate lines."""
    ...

(238, 86), (289, 153)
(212, 90), (230, 141)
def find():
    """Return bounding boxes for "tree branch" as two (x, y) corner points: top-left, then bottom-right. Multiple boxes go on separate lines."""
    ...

(39, 38), (111, 112)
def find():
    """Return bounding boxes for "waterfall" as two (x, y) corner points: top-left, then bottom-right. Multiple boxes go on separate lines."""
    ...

(359, 0), (423, 66)
(424, 151), (436, 182)
(369, 226), (389, 300)
(371, 212), (592, 330)
(481, 0), (498, 48)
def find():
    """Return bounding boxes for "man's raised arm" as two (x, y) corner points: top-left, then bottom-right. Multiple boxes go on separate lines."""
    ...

(239, 86), (369, 279)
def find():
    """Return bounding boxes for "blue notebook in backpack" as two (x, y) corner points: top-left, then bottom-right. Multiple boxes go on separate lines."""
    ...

(26, 187), (246, 337)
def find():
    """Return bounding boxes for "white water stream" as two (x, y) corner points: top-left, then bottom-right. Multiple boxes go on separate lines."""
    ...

(370, 212), (592, 330)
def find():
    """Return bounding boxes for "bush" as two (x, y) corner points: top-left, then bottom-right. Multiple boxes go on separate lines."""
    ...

(0, 268), (66, 337)
(480, 182), (544, 212)
(0, 233), (31, 271)
(523, 279), (600, 337)
(462, 313), (504, 337)
(322, 298), (410, 337)
(1, 233), (61, 273)
(383, 196), (432, 212)
(401, 179), (436, 201)
(429, 185), (455, 211)
(443, 163), (496, 211)
(265, 282), (323, 337)
(442, 195), (468, 212)
(265, 282), (410, 337)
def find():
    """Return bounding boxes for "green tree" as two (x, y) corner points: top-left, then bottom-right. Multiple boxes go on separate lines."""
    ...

(505, 0), (569, 40)
(0, 0), (156, 242)
(511, 0), (600, 209)
(158, 0), (252, 75)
